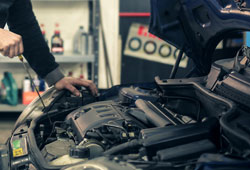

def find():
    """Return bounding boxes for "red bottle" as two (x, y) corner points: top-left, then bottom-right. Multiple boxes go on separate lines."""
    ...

(51, 23), (64, 54)
(79, 64), (84, 79)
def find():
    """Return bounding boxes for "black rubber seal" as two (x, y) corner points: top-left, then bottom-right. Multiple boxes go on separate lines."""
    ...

(128, 37), (142, 51)
(159, 44), (172, 58)
(144, 40), (157, 55)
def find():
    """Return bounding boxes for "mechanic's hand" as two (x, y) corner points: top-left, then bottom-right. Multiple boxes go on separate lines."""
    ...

(0, 28), (24, 58)
(55, 77), (98, 96)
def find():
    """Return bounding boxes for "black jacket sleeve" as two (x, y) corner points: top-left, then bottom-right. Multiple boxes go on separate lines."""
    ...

(0, 0), (14, 28)
(7, 0), (64, 86)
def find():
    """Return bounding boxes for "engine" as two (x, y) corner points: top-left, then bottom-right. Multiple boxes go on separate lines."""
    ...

(63, 100), (146, 158)
(36, 87), (155, 166)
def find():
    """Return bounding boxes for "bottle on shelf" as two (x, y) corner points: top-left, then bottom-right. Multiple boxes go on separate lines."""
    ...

(39, 77), (45, 92)
(73, 26), (88, 55)
(88, 30), (93, 55)
(73, 26), (84, 54)
(40, 23), (48, 44)
(23, 76), (31, 92)
(82, 27), (89, 55)
(33, 75), (40, 92)
(79, 64), (84, 79)
(1, 72), (18, 106)
(51, 23), (64, 54)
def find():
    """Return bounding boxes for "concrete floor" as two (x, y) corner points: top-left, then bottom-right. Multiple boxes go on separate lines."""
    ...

(0, 112), (19, 144)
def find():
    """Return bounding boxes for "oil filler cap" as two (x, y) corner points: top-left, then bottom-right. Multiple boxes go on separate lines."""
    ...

(69, 146), (90, 158)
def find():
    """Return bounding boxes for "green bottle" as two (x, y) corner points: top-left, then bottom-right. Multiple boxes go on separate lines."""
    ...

(1, 72), (18, 106)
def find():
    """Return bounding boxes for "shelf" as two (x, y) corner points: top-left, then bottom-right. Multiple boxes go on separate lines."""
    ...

(32, 0), (94, 2)
(0, 104), (26, 112)
(0, 53), (94, 63)
(54, 54), (95, 63)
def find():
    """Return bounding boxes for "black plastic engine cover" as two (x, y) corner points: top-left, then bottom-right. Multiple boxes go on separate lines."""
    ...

(140, 118), (219, 156)
(65, 100), (144, 142)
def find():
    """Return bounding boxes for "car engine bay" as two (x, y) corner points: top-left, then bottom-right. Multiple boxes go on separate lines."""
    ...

(8, 66), (249, 170)
(35, 86), (217, 168)
(7, 66), (250, 170)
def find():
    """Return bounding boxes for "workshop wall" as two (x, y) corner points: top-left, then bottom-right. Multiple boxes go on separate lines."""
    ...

(0, 0), (120, 89)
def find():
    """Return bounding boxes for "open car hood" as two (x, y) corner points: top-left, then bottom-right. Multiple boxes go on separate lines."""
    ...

(149, 0), (250, 75)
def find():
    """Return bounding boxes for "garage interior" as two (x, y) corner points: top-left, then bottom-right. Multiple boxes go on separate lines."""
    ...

(0, 0), (250, 169)
(0, 0), (245, 149)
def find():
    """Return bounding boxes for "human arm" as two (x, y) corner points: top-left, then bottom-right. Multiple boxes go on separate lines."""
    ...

(5, 0), (97, 96)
